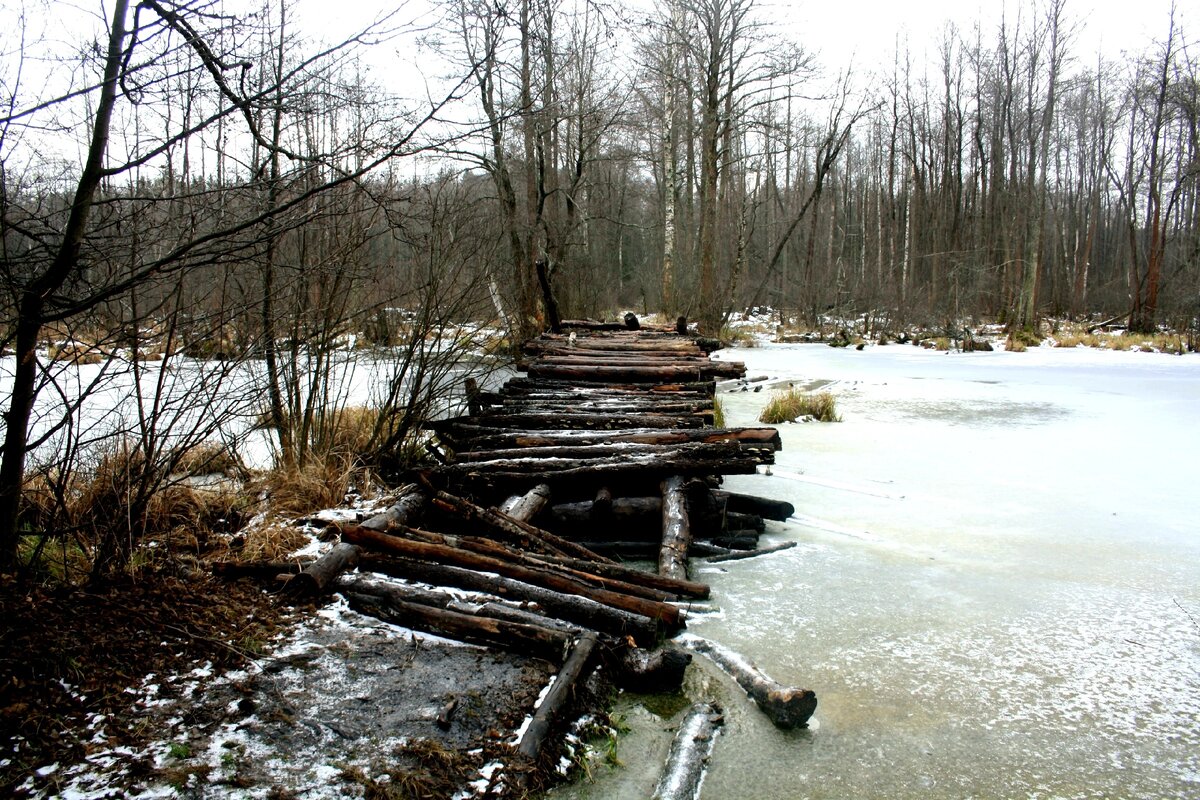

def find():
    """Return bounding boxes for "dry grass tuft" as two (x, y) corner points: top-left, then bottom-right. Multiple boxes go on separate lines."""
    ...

(263, 460), (358, 518)
(47, 342), (106, 365)
(235, 518), (312, 562)
(759, 389), (840, 423)
(174, 442), (242, 478)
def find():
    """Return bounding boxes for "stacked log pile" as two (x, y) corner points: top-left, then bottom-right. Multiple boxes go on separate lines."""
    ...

(219, 322), (816, 795)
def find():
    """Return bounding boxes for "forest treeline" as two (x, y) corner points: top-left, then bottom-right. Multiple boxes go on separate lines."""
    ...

(0, 0), (1196, 574)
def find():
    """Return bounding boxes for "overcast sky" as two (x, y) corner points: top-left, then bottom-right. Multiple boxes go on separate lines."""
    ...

(285, 0), (1191, 104)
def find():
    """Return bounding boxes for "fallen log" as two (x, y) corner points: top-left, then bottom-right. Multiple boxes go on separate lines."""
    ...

(676, 633), (816, 729)
(345, 591), (569, 662)
(438, 447), (770, 489)
(284, 542), (360, 597)
(505, 483), (553, 523)
(340, 575), (586, 638)
(545, 497), (765, 541)
(501, 377), (715, 395)
(385, 524), (673, 603)
(706, 541), (798, 563)
(659, 476), (691, 583)
(361, 486), (427, 531)
(342, 525), (684, 629)
(713, 490), (794, 521)
(438, 426), (780, 452)
(428, 486), (606, 562)
(710, 534), (761, 550)
(652, 703), (724, 800)
(527, 363), (744, 383)
(527, 552), (710, 600)
(612, 643), (692, 694)
(358, 556), (661, 645)
(574, 540), (733, 559)
(453, 441), (754, 465)
(517, 631), (600, 762)
(431, 411), (708, 433)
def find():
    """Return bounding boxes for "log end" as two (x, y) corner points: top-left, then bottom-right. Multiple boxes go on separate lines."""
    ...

(759, 687), (818, 729)
(614, 645), (692, 693)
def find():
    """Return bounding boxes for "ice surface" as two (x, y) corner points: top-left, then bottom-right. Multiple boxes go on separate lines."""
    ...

(556, 342), (1200, 800)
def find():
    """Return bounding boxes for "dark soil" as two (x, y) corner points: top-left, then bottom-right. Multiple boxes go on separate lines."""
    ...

(0, 562), (566, 798)
(0, 564), (293, 796)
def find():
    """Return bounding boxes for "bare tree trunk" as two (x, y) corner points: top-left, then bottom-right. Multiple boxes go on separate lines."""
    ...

(0, 0), (130, 566)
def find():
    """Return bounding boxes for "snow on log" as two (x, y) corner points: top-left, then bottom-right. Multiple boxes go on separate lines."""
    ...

(505, 483), (553, 523)
(706, 541), (798, 563)
(613, 644), (692, 693)
(344, 590), (570, 662)
(358, 556), (661, 645)
(284, 542), (360, 597)
(516, 631), (600, 761)
(528, 552), (710, 600)
(341, 525), (685, 629)
(360, 486), (427, 531)
(659, 476), (692, 583)
(676, 633), (817, 729)
(651, 703), (724, 800)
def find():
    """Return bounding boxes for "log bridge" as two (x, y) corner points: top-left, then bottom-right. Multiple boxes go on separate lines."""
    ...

(220, 319), (815, 795)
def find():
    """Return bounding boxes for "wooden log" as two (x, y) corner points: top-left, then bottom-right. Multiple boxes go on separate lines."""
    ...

(725, 511), (766, 533)
(341, 575), (585, 637)
(659, 476), (691, 583)
(713, 490), (794, 521)
(438, 426), (780, 452)
(517, 631), (600, 761)
(706, 541), (798, 563)
(430, 412), (708, 432)
(527, 552), (710, 600)
(676, 633), (817, 729)
(527, 362), (744, 382)
(501, 377), (715, 395)
(398, 524), (675, 604)
(612, 644), (692, 693)
(345, 591), (569, 662)
(492, 400), (714, 416)
(428, 486), (606, 562)
(491, 507), (610, 563)
(592, 487), (613, 518)
(505, 483), (553, 523)
(361, 487), (427, 531)
(546, 497), (763, 541)
(438, 448), (768, 488)
(523, 355), (716, 368)
(574, 541), (733, 559)
(453, 441), (756, 465)
(651, 703), (724, 800)
(284, 542), (360, 596)
(358, 556), (661, 645)
(342, 525), (684, 629)
(710, 534), (760, 550)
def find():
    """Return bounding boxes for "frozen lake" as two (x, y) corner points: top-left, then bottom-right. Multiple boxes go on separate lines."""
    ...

(558, 342), (1200, 799)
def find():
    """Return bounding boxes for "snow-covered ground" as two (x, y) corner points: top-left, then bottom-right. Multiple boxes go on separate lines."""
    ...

(560, 341), (1200, 799)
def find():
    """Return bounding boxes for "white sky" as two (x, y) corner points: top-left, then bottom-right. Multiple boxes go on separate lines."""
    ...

(782, 0), (1187, 75)
(286, 0), (1191, 103)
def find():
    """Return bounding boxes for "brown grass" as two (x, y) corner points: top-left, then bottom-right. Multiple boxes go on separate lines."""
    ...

(759, 389), (840, 423)
(262, 459), (358, 518)
(47, 342), (105, 365)
(174, 442), (243, 477)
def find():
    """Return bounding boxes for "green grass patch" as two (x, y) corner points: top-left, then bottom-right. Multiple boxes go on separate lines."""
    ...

(712, 399), (726, 428)
(759, 389), (840, 423)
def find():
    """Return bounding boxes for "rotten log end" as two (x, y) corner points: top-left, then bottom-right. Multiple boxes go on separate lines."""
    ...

(759, 687), (818, 730)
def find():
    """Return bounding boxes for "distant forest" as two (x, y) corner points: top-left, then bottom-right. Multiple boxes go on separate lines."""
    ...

(0, 0), (1196, 566)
